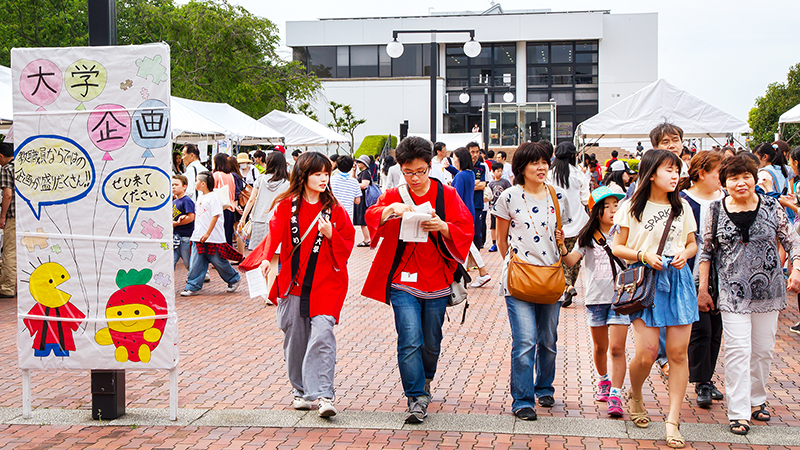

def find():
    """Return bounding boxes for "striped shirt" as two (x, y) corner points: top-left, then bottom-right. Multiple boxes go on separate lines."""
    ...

(0, 159), (14, 218)
(391, 283), (452, 300)
(330, 172), (361, 221)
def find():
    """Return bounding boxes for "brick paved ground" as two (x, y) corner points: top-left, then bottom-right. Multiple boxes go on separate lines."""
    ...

(1, 230), (799, 448)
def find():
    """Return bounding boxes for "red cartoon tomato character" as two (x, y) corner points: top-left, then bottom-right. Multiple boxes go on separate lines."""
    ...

(95, 269), (167, 363)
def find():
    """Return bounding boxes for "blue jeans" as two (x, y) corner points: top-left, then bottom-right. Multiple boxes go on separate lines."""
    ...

(174, 235), (191, 269)
(184, 242), (240, 292)
(389, 288), (448, 401)
(505, 295), (562, 412)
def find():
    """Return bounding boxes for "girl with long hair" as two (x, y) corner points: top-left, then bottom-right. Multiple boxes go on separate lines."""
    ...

(548, 142), (590, 307)
(239, 151), (291, 301)
(240, 152), (355, 417)
(559, 187), (628, 417)
(611, 149), (698, 448)
(212, 153), (238, 246)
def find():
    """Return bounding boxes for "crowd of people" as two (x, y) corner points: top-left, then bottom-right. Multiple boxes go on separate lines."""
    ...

(169, 125), (800, 448)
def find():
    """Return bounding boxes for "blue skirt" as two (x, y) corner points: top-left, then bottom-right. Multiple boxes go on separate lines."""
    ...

(629, 256), (699, 327)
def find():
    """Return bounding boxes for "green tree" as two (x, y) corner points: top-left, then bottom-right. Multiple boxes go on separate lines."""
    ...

(295, 103), (318, 122)
(749, 63), (800, 147)
(0, 0), (320, 118)
(328, 101), (365, 154)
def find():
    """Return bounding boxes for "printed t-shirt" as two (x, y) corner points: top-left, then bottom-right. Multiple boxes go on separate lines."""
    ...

(173, 195), (195, 237)
(493, 184), (569, 296)
(575, 232), (617, 305)
(191, 192), (226, 243)
(613, 199), (696, 260)
(472, 163), (486, 209)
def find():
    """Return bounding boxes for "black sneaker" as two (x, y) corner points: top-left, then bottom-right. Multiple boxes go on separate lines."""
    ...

(538, 395), (555, 407)
(514, 407), (537, 420)
(696, 384), (712, 408)
(561, 292), (573, 308)
(710, 382), (724, 401)
(405, 397), (428, 424)
(791, 322), (800, 335)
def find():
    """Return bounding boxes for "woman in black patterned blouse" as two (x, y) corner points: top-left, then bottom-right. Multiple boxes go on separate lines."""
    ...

(697, 154), (800, 436)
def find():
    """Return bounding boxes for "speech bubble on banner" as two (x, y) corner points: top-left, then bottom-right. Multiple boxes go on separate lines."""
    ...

(102, 166), (170, 233)
(14, 135), (96, 220)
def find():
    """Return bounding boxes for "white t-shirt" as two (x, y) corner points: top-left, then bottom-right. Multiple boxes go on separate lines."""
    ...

(191, 192), (226, 243)
(330, 171), (362, 221)
(575, 232), (617, 305)
(613, 199), (697, 259)
(502, 162), (513, 181)
(430, 156), (453, 184)
(382, 164), (406, 190)
(546, 164), (590, 238)
(184, 160), (206, 201)
(493, 184), (570, 296)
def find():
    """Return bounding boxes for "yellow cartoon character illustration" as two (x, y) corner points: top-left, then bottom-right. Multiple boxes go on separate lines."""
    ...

(95, 269), (167, 363)
(23, 262), (85, 357)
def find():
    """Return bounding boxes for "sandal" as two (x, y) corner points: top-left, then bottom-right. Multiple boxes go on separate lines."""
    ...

(665, 421), (685, 448)
(751, 403), (771, 422)
(627, 396), (650, 428)
(729, 419), (750, 435)
(356, 241), (371, 248)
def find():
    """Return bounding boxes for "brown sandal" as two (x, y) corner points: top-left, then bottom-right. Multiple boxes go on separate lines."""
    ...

(628, 396), (650, 428)
(665, 421), (685, 448)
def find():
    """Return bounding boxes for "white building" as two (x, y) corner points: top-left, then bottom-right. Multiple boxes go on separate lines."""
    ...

(286, 5), (657, 150)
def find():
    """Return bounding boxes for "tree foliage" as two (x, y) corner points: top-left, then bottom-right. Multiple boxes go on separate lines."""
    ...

(328, 101), (365, 154)
(749, 63), (800, 147)
(0, 0), (320, 118)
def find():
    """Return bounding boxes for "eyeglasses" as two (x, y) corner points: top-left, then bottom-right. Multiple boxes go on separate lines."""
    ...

(402, 166), (430, 178)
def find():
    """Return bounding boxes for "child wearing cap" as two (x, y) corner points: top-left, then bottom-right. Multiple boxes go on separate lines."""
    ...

(557, 186), (629, 417)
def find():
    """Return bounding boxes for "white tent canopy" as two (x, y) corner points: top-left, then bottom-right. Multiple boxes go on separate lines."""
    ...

(0, 65), (12, 133)
(575, 79), (750, 142)
(258, 110), (348, 147)
(171, 97), (283, 145)
(779, 103), (800, 124)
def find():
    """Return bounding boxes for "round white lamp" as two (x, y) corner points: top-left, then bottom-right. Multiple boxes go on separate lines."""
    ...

(459, 91), (470, 104)
(463, 38), (481, 58)
(503, 91), (514, 103)
(387, 39), (404, 58)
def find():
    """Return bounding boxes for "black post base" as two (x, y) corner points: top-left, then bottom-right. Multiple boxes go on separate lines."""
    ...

(91, 370), (125, 420)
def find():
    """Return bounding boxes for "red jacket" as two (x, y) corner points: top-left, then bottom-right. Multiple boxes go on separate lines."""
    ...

(241, 196), (355, 322)
(24, 302), (85, 351)
(361, 180), (474, 304)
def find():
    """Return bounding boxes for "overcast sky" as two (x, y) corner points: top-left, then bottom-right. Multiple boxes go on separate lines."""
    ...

(216, 0), (800, 122)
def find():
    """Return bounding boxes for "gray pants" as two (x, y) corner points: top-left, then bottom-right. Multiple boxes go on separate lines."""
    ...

(277, 294), (337, 401)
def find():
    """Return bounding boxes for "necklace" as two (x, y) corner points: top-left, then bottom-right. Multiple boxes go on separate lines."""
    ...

(520, 186), (551, 237)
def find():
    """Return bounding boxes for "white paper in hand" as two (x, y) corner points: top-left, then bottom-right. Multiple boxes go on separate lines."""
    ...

(245, 269), (269, 299)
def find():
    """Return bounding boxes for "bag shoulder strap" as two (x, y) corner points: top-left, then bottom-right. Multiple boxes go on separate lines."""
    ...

(711, 198), (721, 250)
(546, 184), (561, 230)
(593, 231), (626, 280)
(656, 210), (675, 256)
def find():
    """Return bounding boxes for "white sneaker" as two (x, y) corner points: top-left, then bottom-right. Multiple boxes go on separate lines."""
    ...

(204, 274), (211, 282)
(263, 295), (273, 306)
(226, 280), (240, 293)
(180, 289), (200, 297)
(318, 397), (337, 417)
(470, 274), (492, 288)
(293, 396), (312, 410)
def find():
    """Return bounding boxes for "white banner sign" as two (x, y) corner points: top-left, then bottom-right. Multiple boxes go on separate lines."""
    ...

(12, 43), (178, 370)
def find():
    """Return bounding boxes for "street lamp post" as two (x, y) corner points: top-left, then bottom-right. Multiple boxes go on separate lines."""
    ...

(388, 30), (480, 144)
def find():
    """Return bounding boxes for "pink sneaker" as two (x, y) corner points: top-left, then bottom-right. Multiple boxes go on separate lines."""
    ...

(595, 380), (611, 402)
(607, 394), (623, 417)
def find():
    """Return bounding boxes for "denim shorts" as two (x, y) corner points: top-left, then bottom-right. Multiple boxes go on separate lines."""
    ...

(585, 304), (631, 327)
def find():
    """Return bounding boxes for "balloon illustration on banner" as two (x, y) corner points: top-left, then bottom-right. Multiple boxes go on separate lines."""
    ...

(19, 59), (62, 110)
(64, 59), (108, 110)
(102, 166), (171, 233)
(131, 99), (170, 159)
(14, 135), (97, 220)
(87, 104), (131, 160)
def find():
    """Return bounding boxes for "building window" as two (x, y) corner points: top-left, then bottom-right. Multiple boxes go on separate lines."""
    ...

(525, 41), (598, 143)
(392, 44), (422, 77)
(307, 46), (336, 78)
(350, 46), (378, 77)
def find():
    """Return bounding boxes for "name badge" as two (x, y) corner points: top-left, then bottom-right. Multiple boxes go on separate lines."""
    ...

(400, 272), (418, 283)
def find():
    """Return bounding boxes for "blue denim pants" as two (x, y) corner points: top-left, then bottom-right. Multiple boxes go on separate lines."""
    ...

(174, 235), (191, 270)
(505, 295), (562, 412)
(389, 288), (448, 401)
(184, 242), (240, 292)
